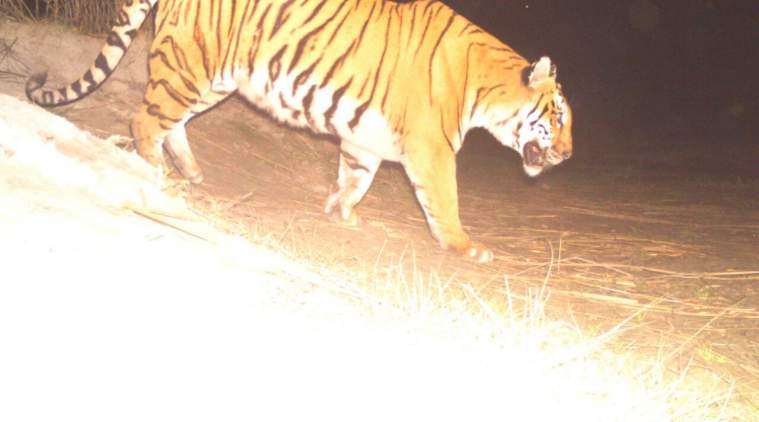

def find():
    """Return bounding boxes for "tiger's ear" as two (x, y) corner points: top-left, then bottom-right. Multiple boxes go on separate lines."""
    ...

(527, 56), (557, 89)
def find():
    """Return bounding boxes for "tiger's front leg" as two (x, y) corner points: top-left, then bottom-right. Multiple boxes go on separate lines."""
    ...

(324, 143), (382, 226)
(403, 142), (494, 263)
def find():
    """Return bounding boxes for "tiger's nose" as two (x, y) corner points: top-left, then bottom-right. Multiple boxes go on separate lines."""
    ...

(562, 150), (572, 159)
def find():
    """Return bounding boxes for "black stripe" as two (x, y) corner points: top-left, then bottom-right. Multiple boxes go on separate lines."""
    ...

(268, 45), (287, 82)
(355, 10), (392, 119)
(82, 70), (96, 91)
(428, 13), (456, 72)
(191, 7), (212, 81)
(147, 78), (196, 108)
(145, 102), (181, 123)
(348, 101), (369, 131)
(495, 109), (522, 127)
(351, 1), (377, 55)
(214, 0), (224, 72)
(325, 5), (351, 45)
(149, 50), (178, 72)
(288, 2), (346, 75)
(407, 2), (417, 49)
(94, 53), (111, 77)
(302, 84), (316, 125)
(179, 72), (201, 97)
(269, 0), (297, 40)
(342, 151), (370, 173)
(72, 80), (83, 96)
(412, 3), (436, 59)
(440, 112), (455, 152)
(293, 61), (318, 96)
(247, 3), (272, 72)
(319, 40), (355, 88)
(279, 92), (294, 111)
(380, 11), (398, 111)
(106, 31), (128, 51)
(324, 78), (352, 134)
(302, 0), (328, 27)
(227, 0), (238, 37)
(526, 93), (544, 117)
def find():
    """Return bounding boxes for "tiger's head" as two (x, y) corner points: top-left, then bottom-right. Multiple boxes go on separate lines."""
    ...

(475, 56), (573, 177)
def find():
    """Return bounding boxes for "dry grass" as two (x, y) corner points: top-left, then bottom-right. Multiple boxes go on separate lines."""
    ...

(0, 0), (120, 33)
(182, 188), (759, 420)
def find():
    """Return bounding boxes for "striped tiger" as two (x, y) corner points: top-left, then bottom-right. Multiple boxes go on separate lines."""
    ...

(26, 0), (573, 263)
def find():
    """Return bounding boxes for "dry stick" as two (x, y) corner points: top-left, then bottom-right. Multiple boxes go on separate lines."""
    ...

(130, 204), (201, 222)
(222, 191), (255, 211)
(129, 206), (214, 243)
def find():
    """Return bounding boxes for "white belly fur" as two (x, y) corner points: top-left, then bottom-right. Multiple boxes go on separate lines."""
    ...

(236, 69), (402, 162)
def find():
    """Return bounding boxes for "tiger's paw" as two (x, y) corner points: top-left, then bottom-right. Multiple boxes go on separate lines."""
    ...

(324, 190), (362, 227)
(170, 159), (203, 184)
(326, 206), (361, 227)
(183, 170), (204, 184)
(164, 150), (204, 184)
(450, 240), (494, 263)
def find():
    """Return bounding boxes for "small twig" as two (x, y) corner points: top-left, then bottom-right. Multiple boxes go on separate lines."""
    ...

(128, 206), (214, 242)
(222, 191), (255, 211)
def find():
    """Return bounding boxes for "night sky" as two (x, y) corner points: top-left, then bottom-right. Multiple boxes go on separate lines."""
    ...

(438, 0), (757, 173)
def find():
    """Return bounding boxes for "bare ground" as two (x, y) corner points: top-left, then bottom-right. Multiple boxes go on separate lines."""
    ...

(2, 19), (758, 409)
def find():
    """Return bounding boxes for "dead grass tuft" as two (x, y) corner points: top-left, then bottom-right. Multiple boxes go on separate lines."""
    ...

(0, 0), (121, 33)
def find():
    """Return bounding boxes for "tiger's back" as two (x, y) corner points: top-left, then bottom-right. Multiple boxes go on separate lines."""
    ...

(27, 0), (574, 263)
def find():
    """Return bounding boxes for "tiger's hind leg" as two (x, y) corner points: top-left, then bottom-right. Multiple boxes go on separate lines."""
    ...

(324, 142), (382, 226)
(163, 90), (233, 183)
(131, 71), (233, 183)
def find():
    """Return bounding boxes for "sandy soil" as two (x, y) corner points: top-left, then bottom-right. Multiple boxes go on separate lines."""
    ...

(2, 19), (758, 405)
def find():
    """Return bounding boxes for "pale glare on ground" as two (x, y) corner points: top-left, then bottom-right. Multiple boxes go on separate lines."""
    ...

(0, 95), (738, 421)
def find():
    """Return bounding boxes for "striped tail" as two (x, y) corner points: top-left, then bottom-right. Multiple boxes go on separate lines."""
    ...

(26, 0), (157, 107)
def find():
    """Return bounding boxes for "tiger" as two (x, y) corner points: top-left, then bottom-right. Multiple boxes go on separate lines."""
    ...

(26, 0), (573, 263)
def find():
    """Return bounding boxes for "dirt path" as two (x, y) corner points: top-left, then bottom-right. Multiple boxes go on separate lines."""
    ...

(2, 20), (758, 404)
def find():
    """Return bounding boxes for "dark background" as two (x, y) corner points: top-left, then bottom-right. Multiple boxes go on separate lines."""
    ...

(436, 0), (758, 175)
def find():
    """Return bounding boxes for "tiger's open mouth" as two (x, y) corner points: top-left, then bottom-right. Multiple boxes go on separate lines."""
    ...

(523, 140), (544, 167)
(522, 140), (558, 177)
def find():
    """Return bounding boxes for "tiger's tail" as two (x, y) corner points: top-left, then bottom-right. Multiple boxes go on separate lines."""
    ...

(26, 0), (157, 107)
